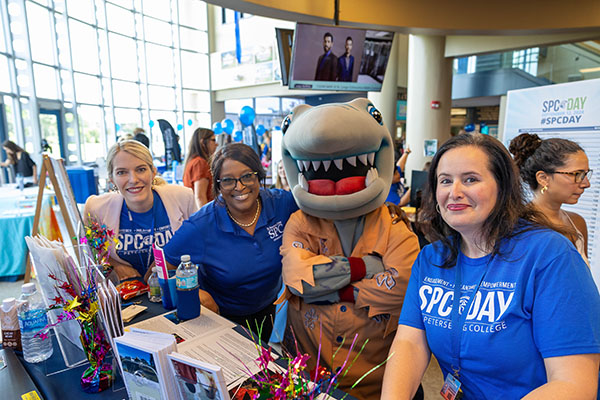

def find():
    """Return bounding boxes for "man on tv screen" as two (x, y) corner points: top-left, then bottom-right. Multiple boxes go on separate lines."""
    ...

(337, 36), (354, 82)
(314, 32), (337, 81)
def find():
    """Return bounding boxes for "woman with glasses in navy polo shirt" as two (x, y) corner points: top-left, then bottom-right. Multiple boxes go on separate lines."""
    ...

(509, 133), (592, 265)
(163, 143), (298, 342)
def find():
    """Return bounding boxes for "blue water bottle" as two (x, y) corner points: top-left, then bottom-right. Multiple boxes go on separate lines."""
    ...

(176, 255), (200, 320)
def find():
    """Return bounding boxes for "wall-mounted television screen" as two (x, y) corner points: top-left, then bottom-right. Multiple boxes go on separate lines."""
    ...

(275, 28), (294, 86)
(289, 23), (394, 92)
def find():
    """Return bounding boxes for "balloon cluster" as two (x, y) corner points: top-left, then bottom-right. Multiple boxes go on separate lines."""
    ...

(209, 106), (280, 143)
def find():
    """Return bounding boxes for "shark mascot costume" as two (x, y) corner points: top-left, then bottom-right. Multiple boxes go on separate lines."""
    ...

(279, 98), (420, 399)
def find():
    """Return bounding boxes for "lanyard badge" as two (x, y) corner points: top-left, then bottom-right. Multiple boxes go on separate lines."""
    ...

(441, 373), (464, 400)
(441, 255), (489, 400)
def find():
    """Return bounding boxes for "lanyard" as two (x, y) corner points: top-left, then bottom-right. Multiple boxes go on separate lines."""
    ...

(125, 196), (156, 272)
(450, 254), (489, 378)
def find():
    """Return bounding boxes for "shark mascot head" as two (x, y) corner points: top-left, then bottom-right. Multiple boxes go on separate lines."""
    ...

(281, 98), (394, 220)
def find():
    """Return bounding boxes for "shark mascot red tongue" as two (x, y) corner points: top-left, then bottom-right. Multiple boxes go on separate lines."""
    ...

(278, 98), (421, 400)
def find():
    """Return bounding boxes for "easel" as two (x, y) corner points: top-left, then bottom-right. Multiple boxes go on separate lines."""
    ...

(25, 154), (83, 282)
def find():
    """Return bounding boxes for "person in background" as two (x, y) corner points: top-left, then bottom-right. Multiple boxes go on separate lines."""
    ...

(183, 128), (218, 209)
(509, 133), (591, 264)
(314, 32), (337, 81)
(386, 146), (411, 206)
(1, 140), (37, 186)
(133, 127), (150, 148)
(84, 140), (197, 282)
(273, 159), (290, 191)
(337, 36), (354, 82)
(163, 143), (298, 343)
(260, 130), (272, 167)
(381, 133), (600, 399)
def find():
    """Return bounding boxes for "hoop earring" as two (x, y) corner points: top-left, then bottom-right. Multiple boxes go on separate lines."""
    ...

(436, 204), (441, 213)
(540, 185), (548, 195)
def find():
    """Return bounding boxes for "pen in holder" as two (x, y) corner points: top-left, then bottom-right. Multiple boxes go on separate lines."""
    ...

(158, 270), (177, 310)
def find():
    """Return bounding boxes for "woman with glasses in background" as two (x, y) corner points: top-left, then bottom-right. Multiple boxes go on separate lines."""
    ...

(510, 133), (592, 264)
(163, 143), (298, 342)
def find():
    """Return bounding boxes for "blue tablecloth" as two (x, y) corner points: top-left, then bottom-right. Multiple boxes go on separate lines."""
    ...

(0, 186), (42, 280)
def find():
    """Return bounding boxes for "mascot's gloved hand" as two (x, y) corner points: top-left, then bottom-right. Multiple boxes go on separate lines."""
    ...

(361, 254), (385, 278)
(288, 254), (385, 304)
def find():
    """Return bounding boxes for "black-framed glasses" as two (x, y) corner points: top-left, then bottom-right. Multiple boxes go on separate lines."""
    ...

(217, 171), (258, 190)
(552, 169), (593, 183)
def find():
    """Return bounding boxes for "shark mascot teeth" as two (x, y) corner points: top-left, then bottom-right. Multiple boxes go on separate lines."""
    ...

(279, 98), (420, 399)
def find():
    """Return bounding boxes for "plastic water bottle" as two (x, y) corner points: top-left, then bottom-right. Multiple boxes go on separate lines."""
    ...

(148, 267), (162, 303)
(176, 255), (200, 320)
(18, 283), (53, 363)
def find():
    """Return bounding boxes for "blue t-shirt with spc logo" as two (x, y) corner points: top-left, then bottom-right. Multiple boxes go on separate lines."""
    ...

(116, 190), (172, 277)
(163, 188), (298, 316)
(399, 224), (600, 399)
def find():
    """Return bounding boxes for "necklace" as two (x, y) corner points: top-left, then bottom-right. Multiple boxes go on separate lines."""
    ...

(227, 198), (261, 227)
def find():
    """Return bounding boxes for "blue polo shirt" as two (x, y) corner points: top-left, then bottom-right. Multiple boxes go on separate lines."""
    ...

(163, 188), (298, 316)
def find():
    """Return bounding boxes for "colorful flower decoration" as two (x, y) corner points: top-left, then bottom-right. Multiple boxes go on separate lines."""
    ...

(230, 324), (390, 400)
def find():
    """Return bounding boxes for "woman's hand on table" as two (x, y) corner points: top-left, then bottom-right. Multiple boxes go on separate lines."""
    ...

(112, 261), (141, 281)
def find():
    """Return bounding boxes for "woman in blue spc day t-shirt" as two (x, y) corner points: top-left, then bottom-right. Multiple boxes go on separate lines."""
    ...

(381, 133), (600, 399)
(163, 143), (298, 343)
(84, 139), (197, 282)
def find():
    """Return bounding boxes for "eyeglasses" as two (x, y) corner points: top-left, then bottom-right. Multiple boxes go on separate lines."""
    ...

(552, 169), (593, 183)
(217, 171), (258, 190)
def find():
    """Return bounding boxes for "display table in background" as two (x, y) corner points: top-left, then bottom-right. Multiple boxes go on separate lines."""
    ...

(0, 186), (53, 281)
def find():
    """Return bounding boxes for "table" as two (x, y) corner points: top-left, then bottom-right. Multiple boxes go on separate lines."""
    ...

(0, 186), (53, 281)
(17, 296), (356, 400)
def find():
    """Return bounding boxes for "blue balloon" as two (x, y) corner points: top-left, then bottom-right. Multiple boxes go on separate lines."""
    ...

(115, 123), (121, 132)
(212, 121), (222, 131)
(239, 106), (256, 126)
(256, 124), (266, 136)
(187, 119), (193, 126)
(464, 124), (475, 132)
(177, 124), (183, 131)
(149, 120), (155, 128)
(221, 118), (234, 134)
(233, 130), (243, 142)
(273, 126), (281, 130)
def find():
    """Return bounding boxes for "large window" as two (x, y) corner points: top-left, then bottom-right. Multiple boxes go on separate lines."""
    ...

(1, 0), (210, 164)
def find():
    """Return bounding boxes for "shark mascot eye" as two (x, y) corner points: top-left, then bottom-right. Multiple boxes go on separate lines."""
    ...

(278, 98), (420, 399)
(281, 114), (292, 134)
(367, 104), (383, 125)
